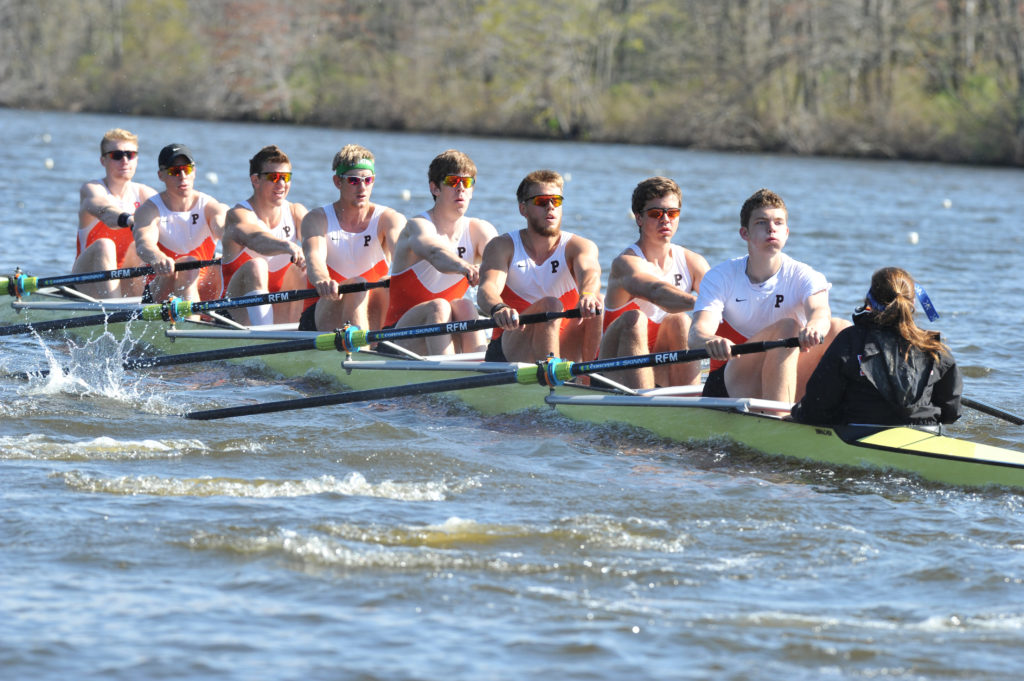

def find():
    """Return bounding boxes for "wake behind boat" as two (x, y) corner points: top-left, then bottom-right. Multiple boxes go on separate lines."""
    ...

(5, 286), (1024, 490)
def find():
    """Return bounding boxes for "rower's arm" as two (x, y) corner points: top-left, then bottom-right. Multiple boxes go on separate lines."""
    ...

(567, 235), (602, 315)
(406, 218), (477, 283)
(227, 208), (302, 260)
(79, 180), (152, 229)
(801, 289), (832, 349)
(301, 209), (336, 297)
(379, 209), (406, 260)
(131, 199), (175, 274)
(205, 198), (229, 241)
(290, 202), (308, 242)
(476, 235), (517, 328)
(615, 254), (696, 313)
(689, 309), (731, 362)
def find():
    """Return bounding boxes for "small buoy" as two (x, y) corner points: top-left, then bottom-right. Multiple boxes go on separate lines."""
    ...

(908, 231), (919, 245)
(942, 198), (952, 209)
(41, 133), (52, 144)
(400, 189), (411, 201)
(206, 172), (219, 184)
(563, 172), (572, 182)
(44, 158), (54, 169)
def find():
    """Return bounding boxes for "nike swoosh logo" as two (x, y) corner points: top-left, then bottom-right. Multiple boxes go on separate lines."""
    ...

(735, 298), (747, 302)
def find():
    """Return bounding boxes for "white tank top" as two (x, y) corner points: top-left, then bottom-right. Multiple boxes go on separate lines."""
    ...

(151, 192), (217, 258)
(503, 229), (577, 304)
(321, 203), (387, 279)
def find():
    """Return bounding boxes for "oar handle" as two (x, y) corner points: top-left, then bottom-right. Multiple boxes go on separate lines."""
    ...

(559, 337), (801, 382)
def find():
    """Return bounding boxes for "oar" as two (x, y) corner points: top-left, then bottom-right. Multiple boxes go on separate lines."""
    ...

(1, 258), (221, 297)
(115, 308), (581, 370)
(0, 280), (389, 337)
(962, 397), (1024, 426)
(185, 337), (799, 420)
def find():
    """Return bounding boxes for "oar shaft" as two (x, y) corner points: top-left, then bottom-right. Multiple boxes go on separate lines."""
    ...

(0, 279), (392, 338)
(186, 370), (519, 420)
(568, 337), (800, 378)
(357, 308), (581, 347)
(0, 309), (141, 336)
(4, 258), (221, 295)
(178, 278), (390, 316)
(123, 338), (318, 370)
(962, 397), (1024, 426)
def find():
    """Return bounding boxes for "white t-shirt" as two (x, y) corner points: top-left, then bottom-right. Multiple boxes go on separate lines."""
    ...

(694, 253), (830, 338)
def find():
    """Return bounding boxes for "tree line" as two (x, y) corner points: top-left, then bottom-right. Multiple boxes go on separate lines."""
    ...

(2, 0), (1023, 165)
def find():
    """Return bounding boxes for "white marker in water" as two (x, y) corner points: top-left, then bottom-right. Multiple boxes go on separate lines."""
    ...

(206, 172), (219, 185)
(942, 198), (952, 209)
(908, 231), (919, 244)
(44, 158), (54, 169)
(41, 133), (52, 144)
(401, 189), (411, 201)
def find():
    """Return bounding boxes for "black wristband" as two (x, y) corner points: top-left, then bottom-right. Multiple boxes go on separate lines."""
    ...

(489, 302), (510, 316)
(116, 212), (133, 228)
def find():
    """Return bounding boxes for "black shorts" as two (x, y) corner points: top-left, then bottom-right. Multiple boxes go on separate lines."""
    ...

(297, 303), (317, 331)
(702, 366), (729, 397)
(484, 337), (507, 363)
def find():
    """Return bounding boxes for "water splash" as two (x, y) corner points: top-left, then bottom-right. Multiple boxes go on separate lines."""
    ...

(20, 326), (154, 406)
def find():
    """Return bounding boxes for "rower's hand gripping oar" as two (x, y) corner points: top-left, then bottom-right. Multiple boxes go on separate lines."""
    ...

(184, 337), (799, 420)
(0, 280), (389, 337)
(1, 258), (221, 298)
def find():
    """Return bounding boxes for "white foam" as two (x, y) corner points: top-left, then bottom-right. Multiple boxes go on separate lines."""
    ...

(57, 470), (474, 501)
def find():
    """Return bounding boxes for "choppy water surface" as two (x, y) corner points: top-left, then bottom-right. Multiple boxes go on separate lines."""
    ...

(1, 109), (1023, 680)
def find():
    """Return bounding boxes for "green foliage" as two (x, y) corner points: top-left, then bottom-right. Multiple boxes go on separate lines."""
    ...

(3, 0), (1024, 164)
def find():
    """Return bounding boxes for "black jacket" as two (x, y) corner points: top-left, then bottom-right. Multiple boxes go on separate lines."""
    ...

(791, 313), (962, 426)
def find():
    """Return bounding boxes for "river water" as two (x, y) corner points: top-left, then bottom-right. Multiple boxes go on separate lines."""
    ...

(2, 108), (1024, 680)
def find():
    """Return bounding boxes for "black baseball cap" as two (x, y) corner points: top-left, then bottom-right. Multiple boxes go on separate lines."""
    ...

(158, 143), (196, 168)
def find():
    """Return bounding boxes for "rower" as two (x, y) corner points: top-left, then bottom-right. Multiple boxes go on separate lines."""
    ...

(73, 128), (158, 298)
(477, 169), (603, 363)
(381, 149), (497, 355)
(298, 144), (406, 332)
(689, 188), (849, 403)
(598, 176), (710, 389)
(220, 145), (308, 326)
(132, 143), (228, 303)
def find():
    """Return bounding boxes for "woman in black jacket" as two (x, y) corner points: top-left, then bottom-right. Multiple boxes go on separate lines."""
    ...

(790, 267), (961, 426)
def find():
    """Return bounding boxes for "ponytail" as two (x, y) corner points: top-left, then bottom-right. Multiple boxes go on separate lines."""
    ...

(864, 267), (949, 362)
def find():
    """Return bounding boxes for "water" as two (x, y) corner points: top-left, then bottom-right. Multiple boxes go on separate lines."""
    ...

(2, 108), (1024, 680)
